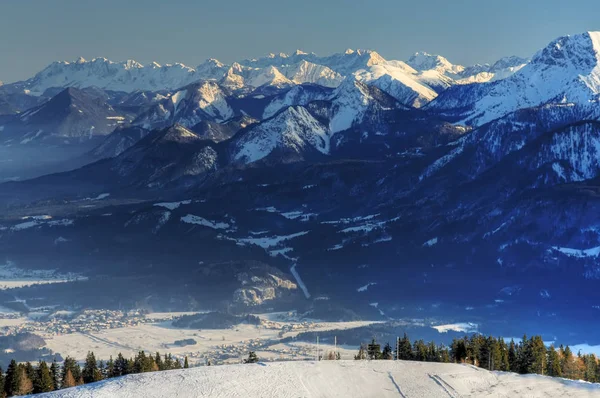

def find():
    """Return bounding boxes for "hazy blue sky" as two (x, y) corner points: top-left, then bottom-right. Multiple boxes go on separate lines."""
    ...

(1, 0), (599, 83)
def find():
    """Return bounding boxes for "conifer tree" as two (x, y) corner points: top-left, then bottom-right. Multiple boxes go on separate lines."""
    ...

(184, 356), (189, 368)
(155, 352), (163, 371)
(582, 354), (598, 382)
(83, 351), (99, 384)
(50, 359), (61, 391)
(17, 367), (33, 396)
(498, 338), (510, 371)
(413, 340), (427, 362)
(528, 336), (546, 375)
(62, 369), (76, 389)
(426, 341), (438, 362)
(114, 353), (128, 377)
(244, 351), (259, 363)
(382, 343), (393, 360)
(24, 361), (37, 388)
(474, 335), (489, 369)
(440, 345), (450, 363)
(0, 366), (4, 398)
(5, 359), (20, 397)
(173, 358), (182, 369)
(354, 344), (367, 360)
(398, 333), (412, 360)
(450, 338), (467, 363)
(561, 346), (579, 379)
(367, 339), (382, 360)
(508, 340), (518, 372)
(35, 361), (55, 393)
(61, 357), (80, 388)
(164, 354), (173, 370)
(546, 345), (562, 377)
(517, 335), (531, 374)
(106, 356), (115, 378)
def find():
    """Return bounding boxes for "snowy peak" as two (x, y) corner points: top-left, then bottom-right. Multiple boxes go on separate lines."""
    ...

(281, 60), (344, 87)
(231, 105), (329, 163)
(354, 64), (438, 107)
(133, 81), (234, 130)
(407, 52), (528, 85)
(531, 32), (600, 71)
(263, 84), (333, 119)
(407, 52), (464, 75)
(26, 57), (199, 94)
(246, 65), (294, 88)
(329, 77), (398, 133)
(320, 49), (387, 75)
(428, 31), (600, 126)
(195, 58), (228, 81)
(490, 56), (529, 72)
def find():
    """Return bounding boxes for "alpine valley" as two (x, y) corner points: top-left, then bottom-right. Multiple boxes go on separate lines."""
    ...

(1, 31), (600, 357)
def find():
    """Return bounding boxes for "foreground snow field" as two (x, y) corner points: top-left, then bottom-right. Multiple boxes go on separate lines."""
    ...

(33, 360), (600, 398)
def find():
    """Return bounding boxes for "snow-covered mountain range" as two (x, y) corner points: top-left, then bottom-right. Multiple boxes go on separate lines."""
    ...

(3, 32), (600, 345)
(0, 46), (526, 111)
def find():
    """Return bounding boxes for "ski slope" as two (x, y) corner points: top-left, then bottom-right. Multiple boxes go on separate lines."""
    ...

(33, 360), (600, 397)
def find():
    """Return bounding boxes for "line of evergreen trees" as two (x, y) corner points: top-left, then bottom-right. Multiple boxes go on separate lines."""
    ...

(355, 333), (600, 383)
(0, 350), (190, 397)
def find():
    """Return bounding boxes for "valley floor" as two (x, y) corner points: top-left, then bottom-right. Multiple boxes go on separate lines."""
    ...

(32, 360), (600, 397)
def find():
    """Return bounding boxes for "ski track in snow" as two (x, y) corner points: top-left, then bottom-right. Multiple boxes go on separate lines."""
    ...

(290, 264), (310, 299)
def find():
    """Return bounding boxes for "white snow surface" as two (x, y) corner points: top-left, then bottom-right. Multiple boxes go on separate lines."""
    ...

(357, 282), (377, 292)
(263, 85), (330, 119)
(180, 214), (229, 230)
(25, 58), (203, 95)
(153, 200), (192, 210)
(281, 60), (343, 87)
(354, 63), (438, 107)
(36, 360), (600, 398)
(429, 32), (600, 126)
(237, 231), (309, 249)
(553, 245), (600, 258)
(432, 322), (479, 333)
(423, 237), (438, 247)
(232, 106), (329, 163)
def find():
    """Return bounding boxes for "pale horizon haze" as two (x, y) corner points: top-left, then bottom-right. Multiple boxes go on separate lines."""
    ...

(1, 0), (599, 82)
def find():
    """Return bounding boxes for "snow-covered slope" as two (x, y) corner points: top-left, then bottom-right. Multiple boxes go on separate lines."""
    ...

(263, 85), (333, 119)
(281, 60), (344, 87)
(239, 48), (387, 77)
(407, 52), (528, 85)
(22, 58), (203, 95)
(245, 65), (295, 88)
(328, 77), (399, 133)
(407, 51), (465, 76)
(34, 360), (599, 398)
(231, 106), (329, 163)
(133, 81), (234, 130)
(9, 49), (437, 103)
(429, 32), (600, 126)
(355, 64), (438, 107)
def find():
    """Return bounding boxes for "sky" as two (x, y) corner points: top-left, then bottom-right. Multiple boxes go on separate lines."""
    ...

(1, 0), (600, 83)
